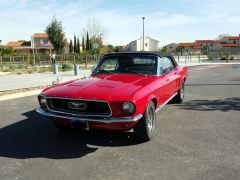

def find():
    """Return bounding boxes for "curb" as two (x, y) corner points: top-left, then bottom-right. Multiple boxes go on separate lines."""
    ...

(0, 89), (43, 101)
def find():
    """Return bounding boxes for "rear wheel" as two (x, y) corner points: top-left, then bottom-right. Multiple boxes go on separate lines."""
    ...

(133, 101), (156, 141)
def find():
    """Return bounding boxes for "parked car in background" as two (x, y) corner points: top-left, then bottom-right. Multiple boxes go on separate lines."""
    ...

(36, 52), (188, 141)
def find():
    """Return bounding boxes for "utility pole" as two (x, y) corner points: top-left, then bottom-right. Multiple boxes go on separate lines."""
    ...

(31, 36), (36, 66)
(142, 17), (145, 51)
(239, 34), (240, 59)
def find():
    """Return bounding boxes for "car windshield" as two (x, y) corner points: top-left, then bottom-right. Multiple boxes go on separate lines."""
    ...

(92, 55), (158, 76)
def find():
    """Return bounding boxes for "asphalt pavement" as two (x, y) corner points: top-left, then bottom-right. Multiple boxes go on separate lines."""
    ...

(0, 64), (240, 180)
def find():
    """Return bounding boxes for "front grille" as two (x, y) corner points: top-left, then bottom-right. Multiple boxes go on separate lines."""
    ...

(46, 98), (111, 117)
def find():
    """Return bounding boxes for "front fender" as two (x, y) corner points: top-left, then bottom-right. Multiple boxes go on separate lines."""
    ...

(134, 94), (157, 116)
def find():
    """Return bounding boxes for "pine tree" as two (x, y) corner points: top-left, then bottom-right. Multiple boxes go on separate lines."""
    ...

(76, 37), (80, 53)
(86, 32), (90, 51)
(69, 39), (73, 53)
(73, 34), (76, 53)
(46, 16), (66, 54)
(82, 37), (85, 51)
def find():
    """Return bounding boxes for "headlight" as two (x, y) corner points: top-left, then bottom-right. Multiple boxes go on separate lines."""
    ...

(38, 93), (47, 108)
(122, 102), (136, 115)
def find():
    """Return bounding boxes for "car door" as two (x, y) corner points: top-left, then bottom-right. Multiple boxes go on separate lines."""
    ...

(155, 57), (172, 105)
(160, 57), (179, 100)
(166, 57), (181, 95)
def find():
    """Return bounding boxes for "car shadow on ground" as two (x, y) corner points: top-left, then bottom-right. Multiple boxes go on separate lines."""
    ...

(0, 110), (143, 160)
(178, 97), (240, 112)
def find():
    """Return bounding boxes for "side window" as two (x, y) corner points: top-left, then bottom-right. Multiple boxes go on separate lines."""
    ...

(159, 57), (174, 74)
(100, 59), (118, 71)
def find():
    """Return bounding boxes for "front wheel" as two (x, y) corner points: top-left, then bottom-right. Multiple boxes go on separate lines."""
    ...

(173, 83), (185, 104)
(133, 101), (156, 141)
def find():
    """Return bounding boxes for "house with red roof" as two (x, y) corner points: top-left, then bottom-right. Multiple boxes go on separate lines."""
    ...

(175, 35), (240, 54)
(5, 41), (31, 53)
(31, 33), (54, 53)
(178, 42), (201, 54)
(222, 36), (240, 45)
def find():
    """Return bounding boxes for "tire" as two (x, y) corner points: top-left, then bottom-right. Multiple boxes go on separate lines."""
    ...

(173, 83), (185, 104)
(133, 101), (156, 141)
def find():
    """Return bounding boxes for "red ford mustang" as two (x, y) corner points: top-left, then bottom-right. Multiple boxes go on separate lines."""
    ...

(36, 52), (188, 141)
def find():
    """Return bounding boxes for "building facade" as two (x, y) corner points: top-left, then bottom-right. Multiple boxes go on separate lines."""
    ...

(31, 33), (54, 53)
(128, 37), (159, 51)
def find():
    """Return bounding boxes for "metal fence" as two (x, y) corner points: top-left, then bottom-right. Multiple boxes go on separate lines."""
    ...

(1, 51), (239, 70)
(0, 54), (102, 69)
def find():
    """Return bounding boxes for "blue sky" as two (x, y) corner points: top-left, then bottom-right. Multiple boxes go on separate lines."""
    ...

(0, 0), (240, 46)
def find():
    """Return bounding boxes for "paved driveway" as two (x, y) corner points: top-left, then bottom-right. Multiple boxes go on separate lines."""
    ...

(0, 64), (239, 180)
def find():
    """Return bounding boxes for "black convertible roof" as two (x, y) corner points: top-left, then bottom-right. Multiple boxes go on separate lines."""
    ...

(103, 51), (174, 58)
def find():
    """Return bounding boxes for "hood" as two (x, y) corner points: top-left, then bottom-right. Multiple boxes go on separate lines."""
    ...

(44, 74), (157, 101)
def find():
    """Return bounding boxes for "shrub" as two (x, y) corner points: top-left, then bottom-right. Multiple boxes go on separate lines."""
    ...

(229, 56), (234, 60)
(62, 62), (73, 71)
(221, 56), (226, 60)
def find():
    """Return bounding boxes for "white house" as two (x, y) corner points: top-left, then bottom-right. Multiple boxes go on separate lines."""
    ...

(128, 36), (159, 51)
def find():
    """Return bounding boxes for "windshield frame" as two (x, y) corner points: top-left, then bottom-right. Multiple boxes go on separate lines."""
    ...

(92, 54), (158, 76)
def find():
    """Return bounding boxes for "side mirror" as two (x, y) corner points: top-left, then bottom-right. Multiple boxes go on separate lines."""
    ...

(162, 69), (168, 75)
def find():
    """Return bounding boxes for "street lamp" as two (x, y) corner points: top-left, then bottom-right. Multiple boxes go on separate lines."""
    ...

(239, 34), (240, 58)
(99, 33), (104, 45)
(142, 17), (145, 51)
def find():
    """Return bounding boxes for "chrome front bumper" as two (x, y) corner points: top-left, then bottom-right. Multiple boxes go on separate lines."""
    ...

(36, 108), (143, 124)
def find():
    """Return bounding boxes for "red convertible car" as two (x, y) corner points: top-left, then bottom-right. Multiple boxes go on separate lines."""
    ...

(37, 52), (188, 141)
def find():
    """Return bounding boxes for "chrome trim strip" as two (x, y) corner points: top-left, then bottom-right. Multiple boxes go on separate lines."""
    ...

(36, 108), (143, 124)
(155, 92), (178, 112)
(46, 97), (112, 118)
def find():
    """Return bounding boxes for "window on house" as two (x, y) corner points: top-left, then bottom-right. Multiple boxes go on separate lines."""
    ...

(40, 39), (48, 45)
(145, 43), (148, 46)
(40, 39), (44, 45)
(233, 41), (236, 44)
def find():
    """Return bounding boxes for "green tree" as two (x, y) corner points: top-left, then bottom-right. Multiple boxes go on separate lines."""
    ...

(107, 44), (114, 52)
(76, 37), (80, 53)
(202, 44), (209, 55)
(0, 46), (14, 56)
(73, 34), (76, 53)
(82, 37), (85, 51)
(113, 46), (122, 52)
(161, 46), (168, 52)
(176, 46), (184, 55)
(46, 16), (66, 54)
(69, 39), (73, 53)
(86, 32), (90, 51)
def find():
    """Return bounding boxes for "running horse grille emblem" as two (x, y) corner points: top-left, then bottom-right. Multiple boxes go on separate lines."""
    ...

(68, 102), (88, 111)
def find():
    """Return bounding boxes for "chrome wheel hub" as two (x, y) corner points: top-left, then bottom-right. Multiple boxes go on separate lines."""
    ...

(147, 108), (154, 132)
(180, 86), (184, 99)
